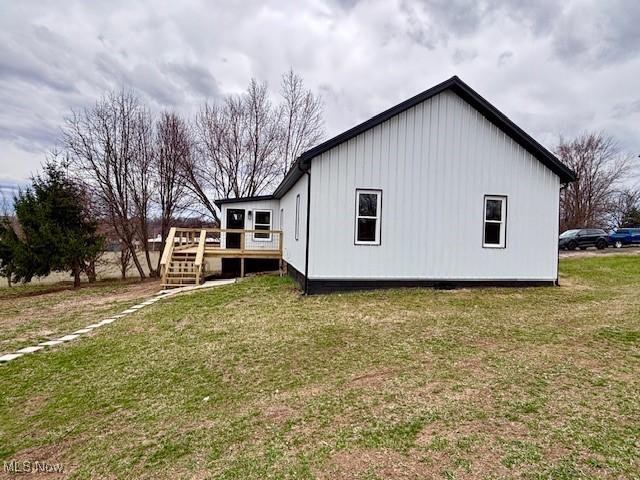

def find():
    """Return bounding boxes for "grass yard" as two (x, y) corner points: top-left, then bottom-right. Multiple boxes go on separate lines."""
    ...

(0, 279), (160, 354)
(0, 256), (639, 479)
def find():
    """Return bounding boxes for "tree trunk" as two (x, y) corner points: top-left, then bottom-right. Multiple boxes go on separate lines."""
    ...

(125, 240), (146, 279)
(137, 218), (157, 278)
(73, 265), (81, 288)
(118, 224), (146, 279)
(87, 259), (97, 283)
(120, 248), (129, 279)
(143, 245), (157, 278)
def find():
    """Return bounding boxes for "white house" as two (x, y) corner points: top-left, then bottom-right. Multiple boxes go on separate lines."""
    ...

(214, 76), (576, 294)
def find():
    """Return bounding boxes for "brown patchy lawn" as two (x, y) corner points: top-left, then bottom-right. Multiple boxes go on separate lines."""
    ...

(0, 256), (639, 479)
(0, 279), (159, 354)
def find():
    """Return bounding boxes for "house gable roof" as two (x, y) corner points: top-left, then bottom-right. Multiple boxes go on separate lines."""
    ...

(217, 75), (577, 204)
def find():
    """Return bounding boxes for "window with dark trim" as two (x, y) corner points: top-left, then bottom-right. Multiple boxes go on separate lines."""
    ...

(253, 209), (272, 241)
(483, 195), (507, 248)
(295, 194), (300, 241)
(355, 189), (382, 245)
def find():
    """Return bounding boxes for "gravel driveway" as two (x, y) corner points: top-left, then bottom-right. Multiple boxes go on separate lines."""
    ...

(559, 245), (640, 258)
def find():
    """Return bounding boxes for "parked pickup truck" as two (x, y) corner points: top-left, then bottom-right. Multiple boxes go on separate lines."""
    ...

(608, 228), (640, 248)
(559, 229), (609, 250)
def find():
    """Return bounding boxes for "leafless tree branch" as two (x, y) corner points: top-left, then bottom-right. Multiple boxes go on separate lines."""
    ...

(63, 89), (148, 279)
(557, 132), (636, 231)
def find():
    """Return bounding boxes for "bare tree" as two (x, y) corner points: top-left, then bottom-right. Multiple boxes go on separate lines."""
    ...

(154, 111), (189, 271)
(245, 79), (282, 194)
(557, 132), (635, 231)
(181, 71), (324, 220)
(129, 107), (157, 277)
(184, 85), (280, 220)
(608, 188), (640, 229)
(279, 69), (324, 173)
(184, 99), (243, 221)
(119, 243), (132, 279)
(80, 188), (106, 283)
(63, 89), (147, 279)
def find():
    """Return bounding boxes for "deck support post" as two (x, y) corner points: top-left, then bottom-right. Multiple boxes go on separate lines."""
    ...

(240, 258), (245, 278)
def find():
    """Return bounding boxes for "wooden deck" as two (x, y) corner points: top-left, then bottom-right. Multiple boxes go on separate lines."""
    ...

(172, 246), (282, 259)
(160, 227), (283, 288)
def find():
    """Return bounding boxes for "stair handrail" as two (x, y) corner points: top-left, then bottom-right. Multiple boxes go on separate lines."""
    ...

(194, 229), (207, 284)
(160, 227), (177, 283)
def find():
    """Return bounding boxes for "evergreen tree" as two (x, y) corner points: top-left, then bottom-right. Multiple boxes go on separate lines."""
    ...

(0, 218), (20, 287)
(12, 163), (104, 287)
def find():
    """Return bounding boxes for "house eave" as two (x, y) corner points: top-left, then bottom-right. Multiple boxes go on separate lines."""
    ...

(213, 194), (275, 208)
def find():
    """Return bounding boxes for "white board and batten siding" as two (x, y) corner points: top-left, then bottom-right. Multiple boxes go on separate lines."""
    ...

(308, 90), (560, 282)
(217, 183), (309, 273)
(279, 174), (308, 274)
(220, 199), (281, 249)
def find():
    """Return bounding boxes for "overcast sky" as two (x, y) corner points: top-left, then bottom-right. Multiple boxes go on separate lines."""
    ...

(1, 0), (639, 191)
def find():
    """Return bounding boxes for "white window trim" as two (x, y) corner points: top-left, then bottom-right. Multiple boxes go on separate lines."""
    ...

(253, 209), (272, 242)
(483, 195), (507, 248)
(355, 189), (382, 245)
(295, 194), (300, 241)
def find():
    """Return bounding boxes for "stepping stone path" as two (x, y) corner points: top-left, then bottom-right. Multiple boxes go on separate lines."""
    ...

(58, 334), (80, 342)
(1, 353), (23, 362)
(16, 346), (44, 354)
(0, 279), (235, 365)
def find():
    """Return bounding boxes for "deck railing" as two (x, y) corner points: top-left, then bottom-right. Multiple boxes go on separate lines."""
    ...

(163, 228), (283, 251)
(160, 228), (283, 277)
(217, 229), (283, 253)
(159, 227), (177, 279)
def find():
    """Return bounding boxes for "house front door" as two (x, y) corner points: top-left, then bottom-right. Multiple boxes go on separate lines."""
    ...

(226, 209), (245, 249)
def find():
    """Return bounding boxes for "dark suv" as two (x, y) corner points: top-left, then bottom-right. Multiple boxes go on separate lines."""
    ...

(559, 229), (609, 250)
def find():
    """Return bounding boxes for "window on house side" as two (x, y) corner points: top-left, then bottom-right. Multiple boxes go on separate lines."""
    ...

(254, 210), (272, 241)
(483, 196), (507, 248)
(355, 189), (381, 245)
(295, 194), (300, 241)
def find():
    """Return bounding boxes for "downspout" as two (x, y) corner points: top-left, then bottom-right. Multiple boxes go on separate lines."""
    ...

(298, 161), (312, 295)
(557, 182), (568, 286)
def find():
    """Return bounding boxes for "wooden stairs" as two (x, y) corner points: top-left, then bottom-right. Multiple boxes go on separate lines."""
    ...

(160, 228), (207, 289)
(163, 251), (198, 287)
(159, 226), (284, 289)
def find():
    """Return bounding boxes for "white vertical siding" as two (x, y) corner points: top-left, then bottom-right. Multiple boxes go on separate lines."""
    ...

(220, 199), (281, 249)
(279, 174), (308, 273)
(308, 90), (560, 281)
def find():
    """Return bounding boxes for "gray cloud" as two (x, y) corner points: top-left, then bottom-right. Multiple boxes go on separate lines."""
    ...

(0, 0), (639, 184)
(497, 51), (513, 66)
(499, 0), (560, 35)
(613, 100), (640, 119)
(0, 26), (79, 93)
(420, 0), (488, 36)
(551, 0), (640, 66)
(167, 63), (221, 99)
(452, 48), (478, 65)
